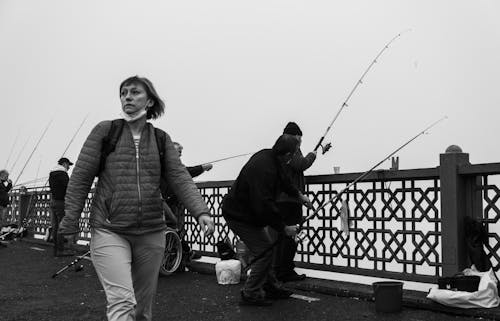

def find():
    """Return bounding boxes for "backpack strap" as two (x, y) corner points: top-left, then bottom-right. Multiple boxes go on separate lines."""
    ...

(99, 119), (125, 175)
(154, 127), (167, 179)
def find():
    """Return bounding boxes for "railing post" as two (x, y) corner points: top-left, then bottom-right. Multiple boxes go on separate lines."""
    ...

(18, 189), (32, 225)
(439, 145), (470, 276)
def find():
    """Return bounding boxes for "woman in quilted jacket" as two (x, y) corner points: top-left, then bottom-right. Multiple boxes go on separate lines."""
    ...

(59, 76), (215, 321)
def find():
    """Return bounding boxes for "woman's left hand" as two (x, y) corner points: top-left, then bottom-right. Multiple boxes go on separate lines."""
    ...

(198, 214), (215, 237)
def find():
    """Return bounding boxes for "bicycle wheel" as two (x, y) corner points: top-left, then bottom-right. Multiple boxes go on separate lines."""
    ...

(159, 229), (182, 276)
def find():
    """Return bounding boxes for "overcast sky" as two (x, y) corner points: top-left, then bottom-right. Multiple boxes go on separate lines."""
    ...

(1, 0), (499, 186)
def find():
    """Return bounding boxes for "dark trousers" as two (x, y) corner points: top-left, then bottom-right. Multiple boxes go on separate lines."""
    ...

(225, 218), (281, 298)
(50, 199), (66, 254)
(273, 202), (302, 278)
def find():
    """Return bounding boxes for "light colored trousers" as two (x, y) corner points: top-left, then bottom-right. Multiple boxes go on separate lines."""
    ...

(90, 228), (165, 321)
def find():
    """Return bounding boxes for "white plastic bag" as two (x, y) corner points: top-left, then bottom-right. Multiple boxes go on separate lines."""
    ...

(427, 267), (500, 308)
(215, 259), (241, 285)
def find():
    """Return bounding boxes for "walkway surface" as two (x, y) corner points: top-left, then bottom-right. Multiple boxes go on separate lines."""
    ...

(0, 238), (498, 321)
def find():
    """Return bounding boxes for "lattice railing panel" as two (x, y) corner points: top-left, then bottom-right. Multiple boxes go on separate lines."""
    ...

(298, 178), (441, 281)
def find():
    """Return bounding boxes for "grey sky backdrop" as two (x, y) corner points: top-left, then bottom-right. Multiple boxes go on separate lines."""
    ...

(1, 0), (499, 186)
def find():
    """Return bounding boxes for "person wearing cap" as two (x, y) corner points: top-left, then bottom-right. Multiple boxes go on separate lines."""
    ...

(49, 157), (74, 256)
(0, 169), (13, 229)
(273, 122), (317, 282)
(222, 134), (314, 306)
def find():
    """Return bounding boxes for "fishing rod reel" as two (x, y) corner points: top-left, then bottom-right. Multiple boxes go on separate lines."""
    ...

(319, 142), (332, 155)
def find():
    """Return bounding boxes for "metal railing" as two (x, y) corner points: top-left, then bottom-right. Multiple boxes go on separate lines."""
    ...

(6, 151), (500, 284)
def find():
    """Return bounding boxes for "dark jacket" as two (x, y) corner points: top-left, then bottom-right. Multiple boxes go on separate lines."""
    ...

(60, 120), (210, 235)
(222, 149), (300, 232)
(162, 164), (206, 209)
(0, 180), (12, 207)
(277, 148), (316, 203)
(49, 165), (69, 201)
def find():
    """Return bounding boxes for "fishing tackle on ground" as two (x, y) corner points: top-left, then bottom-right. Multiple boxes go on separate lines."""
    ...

(51, 250), (90, 278)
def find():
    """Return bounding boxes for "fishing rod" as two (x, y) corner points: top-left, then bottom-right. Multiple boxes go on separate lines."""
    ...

(4, 129), (20, 169)
(13, 176), (49, 188)
(304, 115), (448, 225)
(13, 119), (53, 186)
(60, 114), (89, 157)
(314, 29), (411, 154)
(205, 152), (253, 164)
(21, 114), (90, 228)
(16, 114), (88, 190)
(9, 136), (31, 174)
(51, 250), (90, 278)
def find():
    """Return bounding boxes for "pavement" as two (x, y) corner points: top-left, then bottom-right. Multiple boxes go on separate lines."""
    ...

(2, 237), (500, 321)
(189, 256), (500, 320)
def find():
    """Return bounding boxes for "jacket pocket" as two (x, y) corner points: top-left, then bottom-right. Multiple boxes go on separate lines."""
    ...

(104, 193), (117, 222)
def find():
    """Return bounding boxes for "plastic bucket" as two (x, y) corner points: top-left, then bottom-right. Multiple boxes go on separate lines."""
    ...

(372, 281), (403, 313)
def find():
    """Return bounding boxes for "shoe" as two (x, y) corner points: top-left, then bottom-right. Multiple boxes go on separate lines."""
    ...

(55, 250), (75, 257)
(190, 250), (202, 260)
(265, 287), (293, 300)
(239, 291), (273, 306)
(279, 272), (306, 282)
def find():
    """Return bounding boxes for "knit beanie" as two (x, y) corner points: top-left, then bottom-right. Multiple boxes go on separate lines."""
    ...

(283, 122), (303, 136)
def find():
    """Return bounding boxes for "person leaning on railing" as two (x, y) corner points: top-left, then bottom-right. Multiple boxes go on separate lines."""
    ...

(59, 75), (215, 321)
(222, 134), (314, 306)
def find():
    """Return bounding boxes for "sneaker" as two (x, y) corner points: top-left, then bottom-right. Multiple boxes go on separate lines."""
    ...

(265, 287), (293, 300)
(190, 250), (202, 260)
(278, 272), (306, 282)
(239, 291), (273, 306)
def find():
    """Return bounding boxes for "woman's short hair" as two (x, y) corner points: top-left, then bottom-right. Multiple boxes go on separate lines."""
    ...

(272, 134), (299, 156)
(119, 76), (165, 120)
(0, 169), (9, 177)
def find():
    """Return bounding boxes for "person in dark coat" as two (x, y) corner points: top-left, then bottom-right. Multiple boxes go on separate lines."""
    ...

(49, 157), (74, 256)
(222, 134), (313, 306)
(274, 122), (317, 282)
(0, 169), (13, 229)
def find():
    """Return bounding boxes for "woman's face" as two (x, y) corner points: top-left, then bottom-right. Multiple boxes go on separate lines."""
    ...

(120, 82), (152, 116)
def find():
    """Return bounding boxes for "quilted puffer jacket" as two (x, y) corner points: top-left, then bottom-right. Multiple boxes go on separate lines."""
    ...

(59, 120), (210, 235)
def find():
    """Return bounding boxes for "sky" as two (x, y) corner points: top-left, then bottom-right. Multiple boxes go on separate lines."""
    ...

(1, 0), (499, 186)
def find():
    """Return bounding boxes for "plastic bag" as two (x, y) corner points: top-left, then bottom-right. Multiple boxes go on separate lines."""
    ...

(215, 259), (241, 285)
(427, 266), (500, 308)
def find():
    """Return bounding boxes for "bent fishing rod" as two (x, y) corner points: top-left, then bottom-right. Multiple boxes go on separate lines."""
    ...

(314, 29), (411, 154)
(304, 115), (448, 224)
(204, 152), (252, 165)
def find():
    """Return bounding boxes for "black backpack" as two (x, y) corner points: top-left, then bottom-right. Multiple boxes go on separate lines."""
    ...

(99, 119), (167, 177)
(216, 238), (236, 261)
(464, 216), (491, 272)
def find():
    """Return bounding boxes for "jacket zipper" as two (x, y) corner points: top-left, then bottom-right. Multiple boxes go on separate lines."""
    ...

(136, 134), (143, 227)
